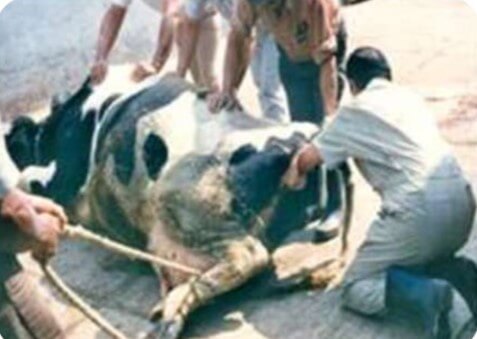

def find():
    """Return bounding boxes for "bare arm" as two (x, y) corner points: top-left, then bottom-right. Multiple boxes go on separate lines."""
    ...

(283, 144), (324, 189)
(175, 16), (200, 77)
(91, 5), (127, 83)
(320, 55), (338, 116)
(222, 28), (253, 96)
(150, 15), (175, 73)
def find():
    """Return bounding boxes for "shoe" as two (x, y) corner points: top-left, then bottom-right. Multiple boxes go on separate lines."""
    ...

(386, 267), (453, 339)
(424, 256), (477, 322)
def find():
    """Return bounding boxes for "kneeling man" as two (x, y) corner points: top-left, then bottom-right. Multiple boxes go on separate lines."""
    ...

(285, 47), (476, 338)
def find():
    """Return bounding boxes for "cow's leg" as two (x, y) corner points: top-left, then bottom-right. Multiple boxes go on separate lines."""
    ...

(146, 236), (270, 339)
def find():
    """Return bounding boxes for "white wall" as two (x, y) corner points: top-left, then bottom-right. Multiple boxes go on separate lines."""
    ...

(0, 0), (160, 117)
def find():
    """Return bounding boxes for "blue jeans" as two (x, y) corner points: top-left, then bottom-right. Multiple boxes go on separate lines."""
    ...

(251, 28), (289, 123)
(278, 21), (347, 125)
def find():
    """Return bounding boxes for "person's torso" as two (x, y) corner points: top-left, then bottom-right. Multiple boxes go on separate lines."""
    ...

(257, 0), (340, 62)
(347, 80), (462, 208)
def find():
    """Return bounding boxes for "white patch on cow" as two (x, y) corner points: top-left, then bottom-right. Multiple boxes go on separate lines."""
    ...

(81, 64), (157, 119)
(1, 122), (11, 135)
(83, 72), (167, 188)
(18, 162), (57, 192)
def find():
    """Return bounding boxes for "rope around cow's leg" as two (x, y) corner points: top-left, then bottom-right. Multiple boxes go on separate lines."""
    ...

(63, 225), (200, 276)
(42, 264), (129, 339)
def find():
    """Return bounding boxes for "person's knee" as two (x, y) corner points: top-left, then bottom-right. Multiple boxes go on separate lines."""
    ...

(341, 278), (387, 316)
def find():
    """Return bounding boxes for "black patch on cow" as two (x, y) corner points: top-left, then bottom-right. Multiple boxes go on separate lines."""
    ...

(265, 168), (321, 248)
(89, 180), (147, 249)
(228, 144), (293, 224)
(41, 77), (96, 205)
(5, 116), (39, 169)
(98, 93), (121, 120)
(95, 75), (195, 185)
(228, 144), (258, 166)
(142, 133), (168, 181)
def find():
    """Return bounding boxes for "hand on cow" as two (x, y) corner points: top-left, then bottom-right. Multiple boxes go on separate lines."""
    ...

(283, 144), (321, 190)
(1, 189), (67, 263)
(131, 62), (158, 83)
(207, 91), (242, 113)
(90, 60), (108, 85)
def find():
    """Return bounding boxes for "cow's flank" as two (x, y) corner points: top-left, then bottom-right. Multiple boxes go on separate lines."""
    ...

(95, 75), (194, 185)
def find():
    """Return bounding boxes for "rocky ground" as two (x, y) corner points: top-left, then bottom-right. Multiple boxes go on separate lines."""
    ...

(8, 0), (477, 338)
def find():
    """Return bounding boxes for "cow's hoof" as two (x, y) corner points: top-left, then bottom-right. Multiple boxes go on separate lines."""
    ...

(159, 319), (183, 339)
(265, 270), (312, 295)
(140, 319), (183, 339)
(149, 301), (164, 321)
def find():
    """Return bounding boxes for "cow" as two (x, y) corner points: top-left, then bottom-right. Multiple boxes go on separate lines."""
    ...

(6, 74), (351, 338)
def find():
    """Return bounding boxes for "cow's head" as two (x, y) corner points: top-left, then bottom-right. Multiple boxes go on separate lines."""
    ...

(227, 133), (308, 226)
(227, 131), (343, 249)
(7, 77), (119, 206)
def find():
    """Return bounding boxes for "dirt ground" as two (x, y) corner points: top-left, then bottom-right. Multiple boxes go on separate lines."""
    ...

(11, 0), (477, 338)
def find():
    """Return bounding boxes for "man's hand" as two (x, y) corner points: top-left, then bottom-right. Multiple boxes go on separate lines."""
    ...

(90, 59), (108, 85)
(30, 213), (63, 263)
(207, 91), (242, 113)
(131, 62), (158, 83)
(283, 144), (322, 190)
(1, 189), (67, 262)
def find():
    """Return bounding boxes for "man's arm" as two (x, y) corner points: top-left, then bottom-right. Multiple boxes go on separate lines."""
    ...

(175, 15), (201, 77)
(91, 5), (127, 84)
(131, 12), (176, 82)
(151, 15), (175, 72)
(283, 144), (324, 189)
(208, 0), (256, 112)
(1, 130), (66, 261)
(320, 55), (338, 116)
(314, 0), (340, 116)
(222, 27), (253, 98)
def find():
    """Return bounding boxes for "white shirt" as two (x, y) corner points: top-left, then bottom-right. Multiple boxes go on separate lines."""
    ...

(314, 78), (460, 208)
(0, 122), (19, 198)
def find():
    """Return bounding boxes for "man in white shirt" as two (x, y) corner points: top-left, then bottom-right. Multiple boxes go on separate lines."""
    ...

(91, 0), (219, 89)
(1, 121), (67, 338)
(285, 47), (477, 338)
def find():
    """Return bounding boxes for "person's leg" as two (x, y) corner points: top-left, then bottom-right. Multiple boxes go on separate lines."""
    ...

(194, 14), (220, 90)
(409, 182), (477, 320)
(251, 28), (289, 123)
(414, 256), (477, 321)
(341, 213), (453, 338)
(278, 46), (322, 124)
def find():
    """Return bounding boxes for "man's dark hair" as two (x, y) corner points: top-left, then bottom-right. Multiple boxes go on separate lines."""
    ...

(345, 46), (392, 90)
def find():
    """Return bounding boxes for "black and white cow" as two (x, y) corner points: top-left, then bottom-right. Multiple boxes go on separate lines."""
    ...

(6, 74), (351, 337)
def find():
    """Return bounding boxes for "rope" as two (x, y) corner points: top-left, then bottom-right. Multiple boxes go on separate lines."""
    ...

(42, 264), (128, 339)
(63, 225), (201, 276)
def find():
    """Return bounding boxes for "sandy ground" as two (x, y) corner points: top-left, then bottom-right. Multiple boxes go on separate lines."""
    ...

(9, 0), (477, 338)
